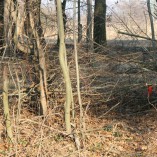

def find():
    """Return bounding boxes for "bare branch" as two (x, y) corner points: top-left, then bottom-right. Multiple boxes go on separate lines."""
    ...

(118, 31), (157, 41)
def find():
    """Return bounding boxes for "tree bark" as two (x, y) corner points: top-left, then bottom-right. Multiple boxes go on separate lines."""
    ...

(94, 0), (107, 50)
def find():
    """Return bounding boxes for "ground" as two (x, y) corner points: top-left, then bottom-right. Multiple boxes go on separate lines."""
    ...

(0, 43), (157, 156)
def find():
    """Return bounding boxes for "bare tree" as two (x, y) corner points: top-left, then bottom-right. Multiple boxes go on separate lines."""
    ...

(73, 0), (84, 137)
(56, 0), (73, 134)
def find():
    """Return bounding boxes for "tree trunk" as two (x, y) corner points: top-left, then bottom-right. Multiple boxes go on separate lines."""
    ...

(87, 0), (93, 51)
(0, 0), (4, 48)
(56, 0), (72, 134)
(57, 0), (67, 46)
(2, 64), (13, 142)
(94, 0), (106, 50)
(78, 0), (82, 43)
(28, 0), (48, 115)
(10, 0), (31, 54)
(147, 0), (157, 68)
(2, 0), (14, 142)
(4, 0), (12, 57)
(74, 0), (84, 141)
(147, 0), (156, 48)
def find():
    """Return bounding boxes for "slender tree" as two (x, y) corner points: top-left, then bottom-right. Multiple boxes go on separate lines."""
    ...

(2, 64), (13, 142)
(3, 0), (13, 142)
(94, 0), (107, 49)
(56, 0), (73, 134)
(74, 0), (84, 143)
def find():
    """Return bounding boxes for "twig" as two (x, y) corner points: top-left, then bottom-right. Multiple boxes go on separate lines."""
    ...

(98, 102), (121, 118)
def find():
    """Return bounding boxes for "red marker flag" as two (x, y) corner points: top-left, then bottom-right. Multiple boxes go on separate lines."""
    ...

(148, 85), (153, 97)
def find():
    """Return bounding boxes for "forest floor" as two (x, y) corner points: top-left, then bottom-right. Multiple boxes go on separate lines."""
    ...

(0, 44), (157, 156)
